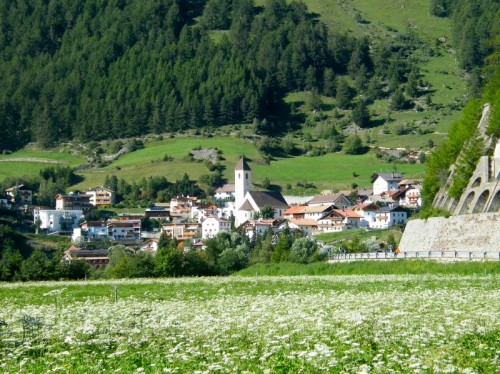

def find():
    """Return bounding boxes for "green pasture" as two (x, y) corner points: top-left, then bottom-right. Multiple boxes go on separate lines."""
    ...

(73, 159), (209, 191)
(109, 136), (260, 168)
(73, 136), (261, 190)
(0, 146), (85, 182)
(2, 136), (425, 192)
(289, 0), (452, 41)
(74, 140), (425, 191)
(253, 151), (425, 190)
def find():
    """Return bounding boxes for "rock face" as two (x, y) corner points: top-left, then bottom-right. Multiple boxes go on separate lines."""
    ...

(433, 104), (500, 215)
(399, 213), (500, 252)
(400, 103), (500, 252)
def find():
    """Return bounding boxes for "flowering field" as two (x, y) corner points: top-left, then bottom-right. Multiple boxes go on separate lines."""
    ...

(1, 275), (499, 373)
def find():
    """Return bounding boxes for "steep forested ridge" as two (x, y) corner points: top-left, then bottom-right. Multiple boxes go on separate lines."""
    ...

(0, 0), (423, 151)
(422, 0), (499, 209)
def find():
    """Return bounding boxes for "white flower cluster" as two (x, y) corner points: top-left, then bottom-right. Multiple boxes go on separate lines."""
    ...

(0, 275), (499, 373)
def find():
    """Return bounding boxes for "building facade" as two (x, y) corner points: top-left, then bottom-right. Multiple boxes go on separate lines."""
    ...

(34, 208), (84, 233)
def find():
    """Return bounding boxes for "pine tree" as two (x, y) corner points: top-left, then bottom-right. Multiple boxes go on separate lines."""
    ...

(322, 68), (336, 97)
(352, 100), (370, 128)
(390, 88), (407, 111)
(335, 78), (351, 109)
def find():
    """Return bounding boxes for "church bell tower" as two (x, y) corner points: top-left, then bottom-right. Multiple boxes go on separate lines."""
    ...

(234, 157), (251, 209)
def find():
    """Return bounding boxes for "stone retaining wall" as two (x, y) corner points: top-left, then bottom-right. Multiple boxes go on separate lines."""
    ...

(399, 213), (500, 252)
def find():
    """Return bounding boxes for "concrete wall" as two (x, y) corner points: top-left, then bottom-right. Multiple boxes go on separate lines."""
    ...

(399, 213), (500, 252)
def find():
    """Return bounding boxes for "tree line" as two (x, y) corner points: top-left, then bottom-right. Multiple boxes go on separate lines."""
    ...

(0, 224), (325, 281)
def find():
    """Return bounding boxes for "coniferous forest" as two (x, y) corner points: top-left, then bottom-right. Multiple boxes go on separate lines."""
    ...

(0, 0), (498, 154)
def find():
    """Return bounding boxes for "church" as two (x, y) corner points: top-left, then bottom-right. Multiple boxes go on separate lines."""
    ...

(233, 157), (289, 227)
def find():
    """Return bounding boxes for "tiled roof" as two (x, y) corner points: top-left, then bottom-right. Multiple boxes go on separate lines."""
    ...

(215, 184), (235, 193)
(57, 193), (90, 199)
(286, 218), (318, 226)
(356, 189), (373, 196)
(204, 216), (229, 223)
(5, 184), (25, 192)
(352, 202), (379, 211)
(284, 205), (307, 214)
(308, 193), (348, 205)
(81, 221), (107, 227)
(249, 191), (289, 209)
(398, 179), (415, 185)
(302, 205), (334, 213)
(255, 218), (286, 227)
(376, 173), (403, 182)
(332, 209), (363, 218)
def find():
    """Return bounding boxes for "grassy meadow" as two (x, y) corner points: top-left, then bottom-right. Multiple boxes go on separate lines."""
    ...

(0, 145), (85, 182)
(71, 135), (425, 192)
(0, 135), (425, 191)
(1, 275), (499, 372)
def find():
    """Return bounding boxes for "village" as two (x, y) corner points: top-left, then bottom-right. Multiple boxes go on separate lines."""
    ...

(1, 158), (422, 268)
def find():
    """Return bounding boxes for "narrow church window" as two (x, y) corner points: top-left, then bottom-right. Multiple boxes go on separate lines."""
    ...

(238, 173), (241, 179)
(245, 173), (248, 179)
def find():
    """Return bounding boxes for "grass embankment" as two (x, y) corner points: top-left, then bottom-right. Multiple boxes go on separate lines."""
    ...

(315, 227), (403, 244)
(235, 260), (500, 277)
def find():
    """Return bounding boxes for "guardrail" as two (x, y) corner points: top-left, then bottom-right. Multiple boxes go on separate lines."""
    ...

(329, 251), (500, 261)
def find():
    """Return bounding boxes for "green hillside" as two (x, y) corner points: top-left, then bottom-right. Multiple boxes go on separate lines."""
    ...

(68, 135), (425, 192)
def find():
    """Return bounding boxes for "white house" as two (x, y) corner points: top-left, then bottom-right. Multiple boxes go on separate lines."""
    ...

(400, 185), (422, 207)
(372, 173), (404, 195)
(285, 205), (335, 221)
(214, 184), (235, 200)
(56, 193), (93, 211)
(72, 221), (108, 242)
(86, 187), (115, 206)
(316, 209), (363, 232)
(191, 203), (220, 223)
(107, 220), (141, 241)
(243, 218), (285, 240)
(202, 216), (231, 239)
(371, 206), (407, 229)
(139, 239), (159, 254)
(5, 184), (32, 204)
(281, 218), (317, 236)
(233, 158), (289, 226)
(352, 202), (381, 228)
(34, 208), (84, 233)
(170, 196), (198, 218)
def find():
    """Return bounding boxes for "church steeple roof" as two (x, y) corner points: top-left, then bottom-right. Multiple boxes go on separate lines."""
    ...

(235, 157), (251, 171)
